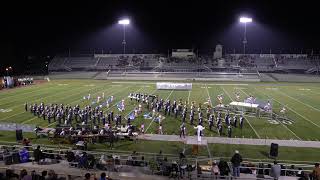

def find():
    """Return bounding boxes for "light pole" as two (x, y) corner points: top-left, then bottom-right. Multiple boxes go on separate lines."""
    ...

(239, 17), (252, 55)
(118, 19), (130, 55)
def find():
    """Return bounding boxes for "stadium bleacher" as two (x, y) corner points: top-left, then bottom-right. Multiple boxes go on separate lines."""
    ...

(48, 49), (320, 82)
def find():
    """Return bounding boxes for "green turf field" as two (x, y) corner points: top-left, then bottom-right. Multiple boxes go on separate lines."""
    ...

(1, 80), (320, 141)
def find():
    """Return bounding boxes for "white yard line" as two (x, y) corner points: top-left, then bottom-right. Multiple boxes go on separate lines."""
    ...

(208, 83), (248, 86)
(221, 86), (261, 139)
(145, 89), (174, 133)
(277, 90), (320, 112)
(21, 116), (40, 125)
(0, 85), (87, 114)
(187, 90), (191, 104)
(205, 84), (213, 107)
(0, 83), (60, 102)
(112, 81), (155, 85)
(253, 87), (320, 129)
(238, 88), (302, 140)
(309, 90), (320, 96)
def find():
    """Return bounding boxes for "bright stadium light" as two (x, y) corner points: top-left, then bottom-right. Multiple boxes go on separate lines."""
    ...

(239, 17), (252, 23)
(118, 19), (130, 25)
(239, 16), (253, 55)
(118, 18), (130, 54)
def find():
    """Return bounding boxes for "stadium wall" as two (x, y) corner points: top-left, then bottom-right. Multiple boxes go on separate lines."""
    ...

(25, 72), (320, 83)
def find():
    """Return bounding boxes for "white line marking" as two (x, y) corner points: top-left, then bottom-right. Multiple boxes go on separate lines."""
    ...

(277, 90), (320, 112)
(0, 84), (57, 102)
(145, 89), (174, 133)
(0, 85), (63, 105)
(208, 84), (248, 86)
(187, 90), (191, 104)
(0, 83), (87, 112)
(112, 81), (155, 85)
(221, 86), (261, 139)
(205, 84), (213, 107)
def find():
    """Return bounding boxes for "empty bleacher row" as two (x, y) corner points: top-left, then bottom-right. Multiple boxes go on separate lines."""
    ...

(48, 53), (319, 82)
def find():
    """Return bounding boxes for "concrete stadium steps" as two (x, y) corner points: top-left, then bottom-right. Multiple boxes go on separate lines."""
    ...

(48, 57), (67, 71)
(94, 71), (110, 79)
(259, 73), (278, 82)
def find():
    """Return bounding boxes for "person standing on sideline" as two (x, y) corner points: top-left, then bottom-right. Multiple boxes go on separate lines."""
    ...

(194, 123), (205, 142)
(158, 124), (163, 135)
(231, 150), (242, 177)
(180, 122), (186, 138)
(140, 123), (145, 134)
(227, 125), (232, 138)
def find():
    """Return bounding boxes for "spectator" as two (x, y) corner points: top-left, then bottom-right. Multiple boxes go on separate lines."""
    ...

(311, 163), (320, 180)
(179, 152), (187, 177)
(265, 164), (272, 176)
(22, 138), (31, 147)
(99, 172), (106, 180)
(33, 145), (42, 163)
(66, 151), (75, 162)
(297, 168), (307, 179)
(39, 171), (47, 180)
(288, 165), (296, 176)
(196, 162), (202, 177)
(84, 173), (91, 180)
(257, 163), (265, 178)
(218, 159), (230, 178)
(79, 152), (89, 169)
(230, 150), (242, 177)
(20, 169), (31, 180)
(46, 170), (57, 180)
(156, 150), (163, 163)
(270, 161), (281, 180)
(31, 170), (40, 180)
(211, 160), (220, 178)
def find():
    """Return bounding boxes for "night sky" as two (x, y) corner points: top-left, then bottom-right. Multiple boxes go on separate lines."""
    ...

(1, 0), (320, 72)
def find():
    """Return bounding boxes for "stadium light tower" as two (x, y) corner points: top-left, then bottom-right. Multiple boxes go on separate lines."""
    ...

(239, 17), (252, 54)
(118, 18), (130, 55)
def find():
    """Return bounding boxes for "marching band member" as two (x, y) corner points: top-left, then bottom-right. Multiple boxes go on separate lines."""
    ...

(280, 106), (286, 114)
(235, 92), (240, 101)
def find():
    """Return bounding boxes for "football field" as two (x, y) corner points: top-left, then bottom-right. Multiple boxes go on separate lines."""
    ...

(1, 79), (320, 141)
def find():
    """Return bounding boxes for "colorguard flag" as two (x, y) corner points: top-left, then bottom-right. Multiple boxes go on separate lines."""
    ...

(143, 112), (152, 119)
(128, 111), (135, 120)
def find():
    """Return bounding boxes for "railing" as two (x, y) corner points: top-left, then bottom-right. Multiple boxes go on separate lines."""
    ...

(0, 143), (316, 180)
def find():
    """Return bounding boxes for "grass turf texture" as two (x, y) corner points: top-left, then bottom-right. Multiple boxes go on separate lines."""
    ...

(1, 80), (320, 161)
